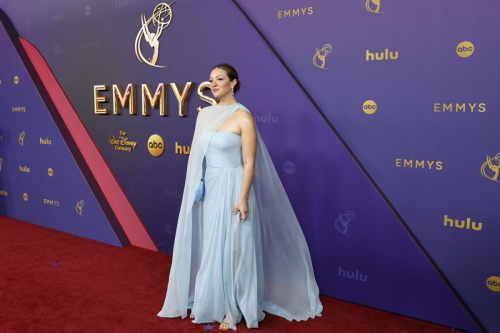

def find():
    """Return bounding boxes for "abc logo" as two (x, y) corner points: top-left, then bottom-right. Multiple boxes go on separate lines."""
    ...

(456, 41), (474, 58)
(486, 276), (500, 292)
(148, 134), (164, 157)
(363, 100), (377, 114)
(14, 76), (19, 84)
(283, 161), (295, 174)
(23, 193), (28, 201)
(48, 168), (54, 177)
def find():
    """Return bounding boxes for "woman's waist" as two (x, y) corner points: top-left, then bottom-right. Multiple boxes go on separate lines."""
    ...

(206, 162), (244, 169)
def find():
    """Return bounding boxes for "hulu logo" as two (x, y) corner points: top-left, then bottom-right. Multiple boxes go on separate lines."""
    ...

(338, 266), (368, 282)
(175, 142), (190, 155)
(366, 49), (398, 61)
(443, 215), (482, 231)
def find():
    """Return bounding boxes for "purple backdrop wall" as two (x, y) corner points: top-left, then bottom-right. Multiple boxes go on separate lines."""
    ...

(0, 21), (127, 247)
(233, 1), (500, 332)
(0, 0), (498, 331)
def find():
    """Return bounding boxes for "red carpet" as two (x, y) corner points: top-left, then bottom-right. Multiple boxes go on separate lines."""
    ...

(0, 216), (463, 333)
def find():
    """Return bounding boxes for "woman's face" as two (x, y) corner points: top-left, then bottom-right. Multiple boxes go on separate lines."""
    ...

(209, 68), (236, 99)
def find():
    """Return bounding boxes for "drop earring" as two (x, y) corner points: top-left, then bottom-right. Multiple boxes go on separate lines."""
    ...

(231, 86), (234, 96)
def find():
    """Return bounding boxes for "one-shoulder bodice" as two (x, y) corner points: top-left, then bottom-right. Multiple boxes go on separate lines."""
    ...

(204, 131), (243, 169)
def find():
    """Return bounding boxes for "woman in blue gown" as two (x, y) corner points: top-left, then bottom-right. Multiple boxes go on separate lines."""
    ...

(157, 64), (323, 330)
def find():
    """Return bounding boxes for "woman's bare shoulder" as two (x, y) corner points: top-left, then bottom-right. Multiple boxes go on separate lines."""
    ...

(235, 109), (255, 131)
(235, 108), (253, 119)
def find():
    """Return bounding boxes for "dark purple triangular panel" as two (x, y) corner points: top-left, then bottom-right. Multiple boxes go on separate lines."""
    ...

(0, 20), (127, 247)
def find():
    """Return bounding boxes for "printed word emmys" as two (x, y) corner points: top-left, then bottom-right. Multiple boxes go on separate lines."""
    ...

(44, 199), (60, 206)
(277, 7), (313, 19)
(94, 83), (196, 117)
(434, 103), (486, 113)
(396, 159), (443, 170)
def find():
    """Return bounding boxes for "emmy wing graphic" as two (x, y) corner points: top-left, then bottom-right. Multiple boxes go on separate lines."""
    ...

(313, 44), (332, 69)
(135, 2), (175, 68)
(366, 0), (382, 14)
(481, 153), (500, 182)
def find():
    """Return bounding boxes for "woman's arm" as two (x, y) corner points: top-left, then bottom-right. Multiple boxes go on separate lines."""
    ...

(234, 110), (257, 222)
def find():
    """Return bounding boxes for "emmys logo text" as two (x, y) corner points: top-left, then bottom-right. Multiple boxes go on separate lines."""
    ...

(94, 82), (193, 116)
(434, 103), (486, 113)
(277, 7), (313, 19)
(44, 199), (60, 207)
(115, 0), (137, 8)
(396, 159), (443, 170)
(80, 41), (99, 49)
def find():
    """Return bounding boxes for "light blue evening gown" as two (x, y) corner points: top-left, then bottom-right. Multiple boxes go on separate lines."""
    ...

(189, 130), (266, 330)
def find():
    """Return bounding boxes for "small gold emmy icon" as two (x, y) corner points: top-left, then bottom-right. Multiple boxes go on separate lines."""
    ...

(19, 131), (26, 146)
(313, 44), (332, 69)
(135, 2), (176, 68)
(76, 200), (85, 216)
(481, 153), (500, 182)
(366, 0), (382, 14)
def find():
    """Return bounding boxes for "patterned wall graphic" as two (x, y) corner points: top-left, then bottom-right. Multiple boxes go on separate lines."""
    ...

(233, 0), (500, 332)
(0, 0), (497, 331)
(0, 20), (128, 247)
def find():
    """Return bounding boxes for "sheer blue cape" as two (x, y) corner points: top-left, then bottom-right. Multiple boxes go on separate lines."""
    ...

(157, 102), (323, 322)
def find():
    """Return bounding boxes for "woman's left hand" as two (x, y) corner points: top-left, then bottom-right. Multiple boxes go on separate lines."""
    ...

(234, 199), (248, 222)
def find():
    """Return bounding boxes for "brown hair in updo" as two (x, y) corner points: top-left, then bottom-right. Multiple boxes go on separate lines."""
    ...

(212, 63), (241, 94)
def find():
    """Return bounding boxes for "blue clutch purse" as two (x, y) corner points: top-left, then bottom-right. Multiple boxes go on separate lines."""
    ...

(194, 173), (205, 201)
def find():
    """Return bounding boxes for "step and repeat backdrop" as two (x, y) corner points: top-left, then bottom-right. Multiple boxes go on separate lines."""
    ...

(0, 0), (498, 332)
(0, 22), (127, 247)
